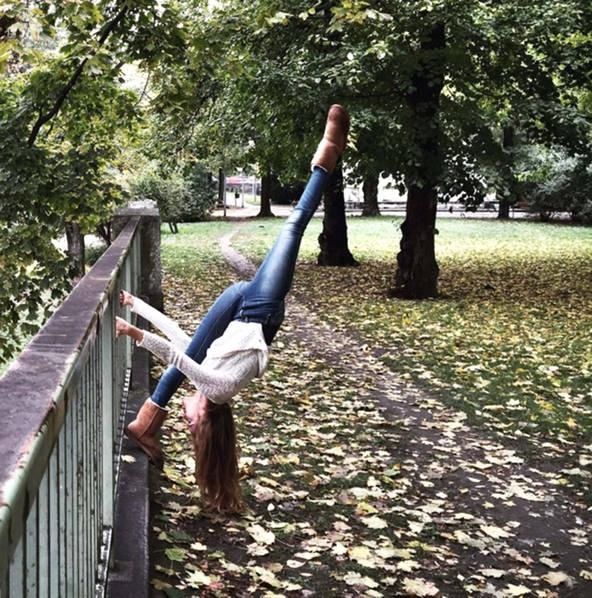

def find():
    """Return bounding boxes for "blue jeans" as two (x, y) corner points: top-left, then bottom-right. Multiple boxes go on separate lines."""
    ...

(151, 166), (330, 406)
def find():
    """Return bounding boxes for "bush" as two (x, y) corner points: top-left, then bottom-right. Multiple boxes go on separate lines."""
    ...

(85, 242), (107, 267)
(516, 145), (592, 223)
(131, 166), (217, 230)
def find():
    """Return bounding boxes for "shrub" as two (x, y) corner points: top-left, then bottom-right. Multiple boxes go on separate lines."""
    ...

(131, 166), (217, 231)
(516, 145), (592, 223)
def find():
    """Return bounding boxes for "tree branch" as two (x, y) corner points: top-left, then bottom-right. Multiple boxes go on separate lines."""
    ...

(27, 5), (128, 147)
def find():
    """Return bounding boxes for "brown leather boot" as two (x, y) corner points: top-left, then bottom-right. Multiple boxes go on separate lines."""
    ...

(311, 104), (350, 173)
(126, 399), (167, 465)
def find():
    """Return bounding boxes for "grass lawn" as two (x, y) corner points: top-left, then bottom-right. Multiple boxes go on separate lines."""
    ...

(227, 216), (592, 454)
(152, 217), (592, 596)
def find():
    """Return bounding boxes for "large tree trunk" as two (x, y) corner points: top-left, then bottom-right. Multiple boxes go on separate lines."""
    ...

(361, 173), (380, 216)
(65, 221), (85, 281)
(318, 165), (358, 266)
(258, 165), (275, 218)
(392, 186), (439, 297)
(392, 22), (445, 299)
(497, 125), (515, 220)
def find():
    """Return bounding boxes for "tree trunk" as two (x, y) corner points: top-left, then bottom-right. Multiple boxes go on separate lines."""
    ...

(497, 125), (515, 220)
(392, 186), (439, 298)
(96, 222), (112, 245)
(318, 165), (359, 266)
(392, 22), (445, 299)
(65, 221), (85, 281)
(361, 173), (381, 216)
(258, 165), (275, 218)
(218, 167), (226, 218)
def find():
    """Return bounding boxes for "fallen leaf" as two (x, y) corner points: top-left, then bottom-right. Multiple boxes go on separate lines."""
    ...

(401, 577), (439, 596)
(454, 530), (486, 549)
(150, 578), (172, 591)
(185, 570), (211, 587)
(164, 547), (186, 562)
(542, 571), (573, 587)
(250, 566), (282, 588)
(246, 523), (276, 545)
(361, 515), (388, 529)
(539, 556), (560, 569)
(343, 572), (379, 589)
(480, 524), (513, 539)
(479, 568), (506, 578)
(502, 584), (531, 596)
(397, 560), (421, 572)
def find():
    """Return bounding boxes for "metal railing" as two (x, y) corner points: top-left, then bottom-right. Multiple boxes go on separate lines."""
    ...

(0, 217), (142, 597)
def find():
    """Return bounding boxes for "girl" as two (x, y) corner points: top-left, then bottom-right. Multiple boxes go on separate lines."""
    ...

(116, 105), (349, 511)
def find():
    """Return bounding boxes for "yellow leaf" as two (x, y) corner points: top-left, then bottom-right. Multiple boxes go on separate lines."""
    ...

(343, 572), (379, 589)
(355, 501), (378, 515)
(150, 579), (171, 591)
(250, 566), (282, 588)
(185, 570), (211, 587)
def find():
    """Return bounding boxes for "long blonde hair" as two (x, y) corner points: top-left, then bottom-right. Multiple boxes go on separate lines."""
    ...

(193, 400), (243, 513)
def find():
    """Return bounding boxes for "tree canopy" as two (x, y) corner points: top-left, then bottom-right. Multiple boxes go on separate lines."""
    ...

(1, 0), (590, 362)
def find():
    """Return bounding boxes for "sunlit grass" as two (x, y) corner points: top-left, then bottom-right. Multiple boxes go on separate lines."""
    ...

(230, 217), (592, 450)
(161, 216), (592, 451)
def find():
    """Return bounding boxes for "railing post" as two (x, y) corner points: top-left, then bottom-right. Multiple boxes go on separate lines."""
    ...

(101, 300), (115, 530)
(112, 201), (163, 310)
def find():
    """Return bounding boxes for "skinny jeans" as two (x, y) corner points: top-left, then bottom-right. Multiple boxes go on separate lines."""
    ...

(151, 166), (330, 406)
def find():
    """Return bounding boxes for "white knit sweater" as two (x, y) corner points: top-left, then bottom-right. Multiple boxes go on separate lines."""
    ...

(131, 297), (269, 404)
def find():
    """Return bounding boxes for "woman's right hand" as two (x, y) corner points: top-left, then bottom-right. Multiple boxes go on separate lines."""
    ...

(119, 290), (134, 307)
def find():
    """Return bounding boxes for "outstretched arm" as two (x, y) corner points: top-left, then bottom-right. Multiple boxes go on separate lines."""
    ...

(115, 317), (258, 403)
(120, 291), (190, 351)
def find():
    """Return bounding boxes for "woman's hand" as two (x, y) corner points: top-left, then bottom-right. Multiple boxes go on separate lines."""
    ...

(115, 316), (129, 338)
(115, 316), (144, 343)
(119, 290), (134, 307)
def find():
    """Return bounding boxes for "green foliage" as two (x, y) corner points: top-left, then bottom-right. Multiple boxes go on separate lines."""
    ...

(131, 165), (216, 225)
(85, 242), (108, 267)
(0, 1), (146, 365)
(139, 0), (592, 212)
(516, 145), (592, 222)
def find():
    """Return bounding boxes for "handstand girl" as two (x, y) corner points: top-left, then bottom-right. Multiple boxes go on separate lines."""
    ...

(115, 105), (349, 511)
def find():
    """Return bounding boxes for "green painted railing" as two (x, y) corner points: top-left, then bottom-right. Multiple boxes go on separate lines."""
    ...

(0, 217), (142, 597)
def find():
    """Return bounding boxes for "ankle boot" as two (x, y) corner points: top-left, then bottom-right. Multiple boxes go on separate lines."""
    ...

(311, 104), (350, 173)
(126, 399), (167, 464)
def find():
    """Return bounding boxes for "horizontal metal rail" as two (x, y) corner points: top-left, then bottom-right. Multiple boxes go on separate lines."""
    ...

(0, 217), (142, 597)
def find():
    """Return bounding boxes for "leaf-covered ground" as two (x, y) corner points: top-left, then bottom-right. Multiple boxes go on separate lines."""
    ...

(148, 218), (592, 597)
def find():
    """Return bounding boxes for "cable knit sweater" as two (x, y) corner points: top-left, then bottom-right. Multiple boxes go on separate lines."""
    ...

(131, 297), (269, 404)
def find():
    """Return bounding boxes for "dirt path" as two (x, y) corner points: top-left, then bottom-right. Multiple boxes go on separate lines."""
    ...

(150, 227), (592, 598)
